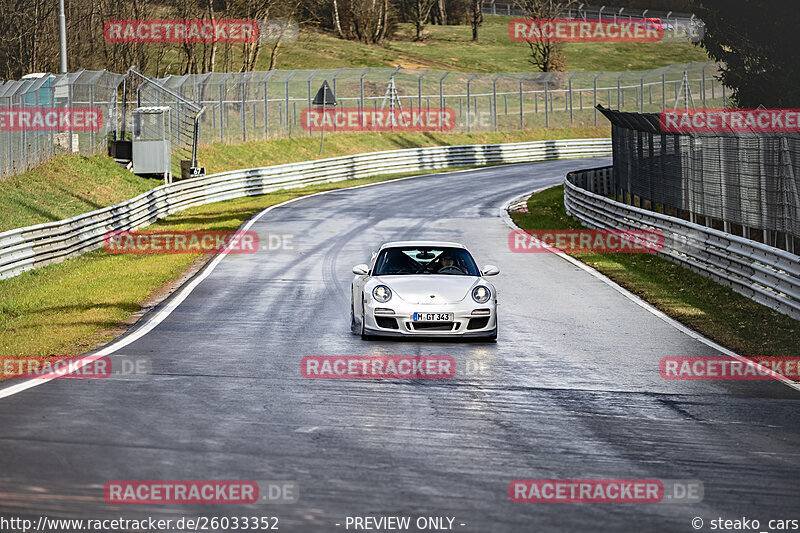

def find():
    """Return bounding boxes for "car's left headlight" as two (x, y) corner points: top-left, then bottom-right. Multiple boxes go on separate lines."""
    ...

(373, 285), (392, 303)
(472, 285), (491, 304)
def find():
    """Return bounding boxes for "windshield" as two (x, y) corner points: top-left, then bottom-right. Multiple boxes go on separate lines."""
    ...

(372, 247), (480, 276)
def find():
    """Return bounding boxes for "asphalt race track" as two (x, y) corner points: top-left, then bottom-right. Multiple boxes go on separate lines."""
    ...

(1, 157), (799, 532)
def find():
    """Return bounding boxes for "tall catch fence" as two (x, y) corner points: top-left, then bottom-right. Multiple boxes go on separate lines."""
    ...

(0, 62), (721, 179)
(484, 2), (704, 42)
(598, 107), (800, 254)
(0, 70), (124, 178)
(140, 62), (722, 145)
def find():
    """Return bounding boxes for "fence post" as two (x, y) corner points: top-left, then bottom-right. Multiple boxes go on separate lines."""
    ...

(359, 68), (367, 130)
(20, 91), (27, 165)
(241, 77), (247, 142)
(332, 68), (343, 133)
(593, 74), (599, 126)
(544, 79), (549, 128)
(701, 63), (708, 107)
(68, 81), (74, 153)
(218, 75), (228, 143)
(568, 72), (577, 124)
(284, 72), (291, 135)
(307, 73), (314, 136)
(6, 93), (13, 175)
(264, 78), (274, 139)
(639, 74), (645, 113)
(493, 74), (501, 131)
(439, 72), (449, 132)
(466, 74), (477, 132)
(89, 84), (95, 150)
(418, 70), (427, 114)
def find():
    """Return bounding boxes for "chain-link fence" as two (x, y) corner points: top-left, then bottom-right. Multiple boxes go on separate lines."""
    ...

(0, 62), (721, 179)
(599, 107), (800, 253)
(0, 70), (124, 178)
(486, 1), (691, 17)
(484, 2), (704, 42)
(139, 61), (721, 149)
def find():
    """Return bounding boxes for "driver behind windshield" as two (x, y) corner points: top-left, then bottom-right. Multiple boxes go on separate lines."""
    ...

(373, 247), (481, 276)
(431, 251), (463, 274)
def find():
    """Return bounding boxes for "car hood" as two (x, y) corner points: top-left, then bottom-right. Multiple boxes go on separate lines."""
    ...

(375, 275), (482, 304)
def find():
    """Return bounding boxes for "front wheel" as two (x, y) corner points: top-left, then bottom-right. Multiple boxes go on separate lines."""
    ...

(359, 303), (373, 341)
(350, 293), (360, 335)
(486, 319), (498, 342)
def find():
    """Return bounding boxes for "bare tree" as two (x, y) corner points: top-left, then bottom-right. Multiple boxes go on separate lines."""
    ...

(331, 0), (390, 43)
(400, 0), (437, 40)
(516, 0), (575, 72)
(263, 9), (304, 70)
(469, 0), (483, 41)
(429, 0), (447, 25)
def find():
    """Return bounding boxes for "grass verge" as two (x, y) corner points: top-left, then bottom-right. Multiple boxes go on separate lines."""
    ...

(0, 155), (161, 232)
(510, 186), (798, 358)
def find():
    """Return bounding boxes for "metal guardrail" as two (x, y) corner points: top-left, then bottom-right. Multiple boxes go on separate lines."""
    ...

(564, 167), (800, 320)
(0, 138), (611, 280)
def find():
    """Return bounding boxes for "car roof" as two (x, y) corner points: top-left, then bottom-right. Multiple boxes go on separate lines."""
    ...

(379, 241), (466, 250)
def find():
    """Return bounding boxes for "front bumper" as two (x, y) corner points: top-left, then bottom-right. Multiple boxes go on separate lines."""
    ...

(362, 297), (497, 338)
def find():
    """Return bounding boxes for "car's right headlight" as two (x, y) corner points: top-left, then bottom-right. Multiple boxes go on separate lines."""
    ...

(472, 285), (491, 304)
(372, 285), (392, 303)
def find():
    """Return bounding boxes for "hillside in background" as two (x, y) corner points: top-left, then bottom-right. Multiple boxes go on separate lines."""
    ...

(208, 17), (711, 74)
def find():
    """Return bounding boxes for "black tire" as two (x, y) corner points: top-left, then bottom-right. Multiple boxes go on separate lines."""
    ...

(350, 292), (360, 335)
(358, 295), (372, 340)
(487, 319), (498, 342)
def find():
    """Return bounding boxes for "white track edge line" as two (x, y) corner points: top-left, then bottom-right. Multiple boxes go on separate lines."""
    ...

(499, 189), (800, 394)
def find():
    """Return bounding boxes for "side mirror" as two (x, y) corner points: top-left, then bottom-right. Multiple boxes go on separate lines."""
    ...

(481, 265), (500, 276)
(352, 264), (369, 275)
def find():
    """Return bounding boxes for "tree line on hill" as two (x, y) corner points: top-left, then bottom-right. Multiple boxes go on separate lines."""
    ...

(0, 0), (794, 108)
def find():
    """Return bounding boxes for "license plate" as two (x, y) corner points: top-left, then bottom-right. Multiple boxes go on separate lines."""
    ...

(412, 312), (453, 322)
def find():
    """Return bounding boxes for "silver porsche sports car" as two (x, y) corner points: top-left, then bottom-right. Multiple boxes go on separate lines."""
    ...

(350, 241), (499, 340)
